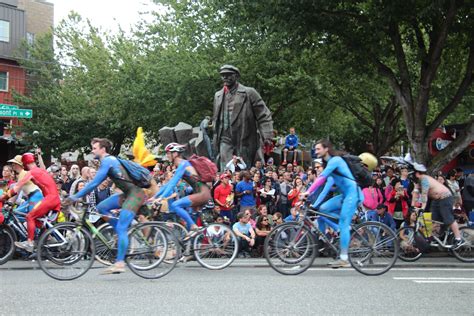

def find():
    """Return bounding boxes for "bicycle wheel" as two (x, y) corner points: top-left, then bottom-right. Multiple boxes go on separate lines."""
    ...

(452, 227), (474, 262)
(349, 221), (398, 276)
(94, 223), (116, 266)
(264, 223), (317, 275)
(193, 224), (238, 270)
(156, 222), (187, 263)
(126, 222), (179, 279)
(0, 225), (16, 265)
(37, 223), (95, 281)
(397, 227), (423, 262)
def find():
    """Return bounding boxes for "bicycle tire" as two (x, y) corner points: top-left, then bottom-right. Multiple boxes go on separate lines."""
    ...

(451, 227), (474, 262)
(126, 222), (179, 279)
(397, 227), (423, 262)
(264, 222), (317, 275)
(0, 225), (16, 265)
(156, 222), (186, 264)
(37, 222), (96, 281)
(348, 221), (398, 276)
(193, 224), (238, 270)
(94, 223), (116, 266)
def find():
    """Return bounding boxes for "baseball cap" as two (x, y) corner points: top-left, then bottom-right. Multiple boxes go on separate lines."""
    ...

(220, 173), (230, 180)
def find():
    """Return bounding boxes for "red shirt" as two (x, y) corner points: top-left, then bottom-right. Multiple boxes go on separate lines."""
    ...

(214, 183), (233, 211)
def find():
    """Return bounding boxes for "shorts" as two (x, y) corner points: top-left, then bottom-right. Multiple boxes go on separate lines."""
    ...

(430, 195), (455, 226)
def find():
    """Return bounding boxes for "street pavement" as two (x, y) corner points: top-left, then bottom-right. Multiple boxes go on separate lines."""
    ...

(1, 258), (473, 315)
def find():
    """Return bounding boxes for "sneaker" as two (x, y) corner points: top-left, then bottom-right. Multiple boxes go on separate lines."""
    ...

(282, 161), (287, 165)
(15, 241), (34, 253)
(452, 238), (467, 250)
(101, 263), (126, 275)
(183, 228), (199, 241)
(327, 258), (350, 269)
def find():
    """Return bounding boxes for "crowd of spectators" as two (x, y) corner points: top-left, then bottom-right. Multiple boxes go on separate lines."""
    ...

(1, 131), (473, 259)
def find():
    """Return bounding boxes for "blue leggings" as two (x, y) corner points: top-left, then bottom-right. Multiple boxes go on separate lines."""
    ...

(96, 193), (135, 262)
(317, 193), (359, 255)
(168, 196), (195, 230)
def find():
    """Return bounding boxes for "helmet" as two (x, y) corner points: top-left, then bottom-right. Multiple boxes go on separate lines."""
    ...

(164, 143), (186, 153)
(412, 162), (427, 173)
(21, 153), (36, 169)
(358, 152), (378, 172)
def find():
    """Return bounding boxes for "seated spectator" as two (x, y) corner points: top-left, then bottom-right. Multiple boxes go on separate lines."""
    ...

(232, 211), (256, 258)
(284, 207), (300, 222)
(255, 215), (272, 255)
(367, 204), (396, 231)
(288, 177), (305, 207)
(282, 127), (299, 166)
(235, 171), (256, 212)
(226, 155), (247, 173)
(244, 208), (257, 228)
(256, 204), (273, 226)
(386, 178), (409, 228)
(272, 212), (284, 227)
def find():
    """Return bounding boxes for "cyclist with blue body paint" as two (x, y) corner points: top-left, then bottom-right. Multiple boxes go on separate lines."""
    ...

(66, 138), (146, 275)
(303, 140), (377, 268)
(152, 143), (211, 236)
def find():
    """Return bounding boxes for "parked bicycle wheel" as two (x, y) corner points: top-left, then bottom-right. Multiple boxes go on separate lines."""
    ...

(397, 227), (424, 262)
(349, 221), (398, 276)
(126, 222), (179, 279)
(451, 227), (474, 262)
(0, 225), (16, 265)
(264, 223), (317, 275)
(94, 223), (117, 266)
(37, 223), (96, 281)
(193, 223), (238, 270)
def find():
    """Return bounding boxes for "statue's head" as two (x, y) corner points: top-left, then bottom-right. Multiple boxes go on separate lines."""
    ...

(219, 64), (240, 88)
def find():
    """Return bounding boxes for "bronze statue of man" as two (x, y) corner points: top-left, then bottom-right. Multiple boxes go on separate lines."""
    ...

(212, 65), (273, 170)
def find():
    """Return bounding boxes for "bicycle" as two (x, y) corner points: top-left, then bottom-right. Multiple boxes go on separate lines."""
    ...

(151, 201), (239, 270)
(264, 203), (399, 276)
(397, 208), (474, 262)
(0, 200), (58, 265)
(36, 203), (179, 280)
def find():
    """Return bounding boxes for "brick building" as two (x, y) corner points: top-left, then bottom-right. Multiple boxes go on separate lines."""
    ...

(0, 0), (53, 163)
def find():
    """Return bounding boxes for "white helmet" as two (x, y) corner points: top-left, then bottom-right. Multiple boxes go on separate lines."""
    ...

(164, 143), (186, 153)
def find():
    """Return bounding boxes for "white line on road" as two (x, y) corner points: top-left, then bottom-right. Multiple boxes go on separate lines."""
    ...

(394, 277), (474, 280)
(305, 268), (474, 271)
(413, 280), (474, 284)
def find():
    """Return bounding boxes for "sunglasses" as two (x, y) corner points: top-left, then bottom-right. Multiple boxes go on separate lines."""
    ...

(262, 218), (268, 221)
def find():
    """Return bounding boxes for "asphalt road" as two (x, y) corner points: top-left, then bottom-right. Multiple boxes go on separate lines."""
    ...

(1, 258), (473, 315)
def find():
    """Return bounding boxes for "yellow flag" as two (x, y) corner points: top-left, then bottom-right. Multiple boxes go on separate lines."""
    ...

(132, 127), (157, 167)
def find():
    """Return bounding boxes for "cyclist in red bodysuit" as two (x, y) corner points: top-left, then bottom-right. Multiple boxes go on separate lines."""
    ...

(3, 153), (60, 252)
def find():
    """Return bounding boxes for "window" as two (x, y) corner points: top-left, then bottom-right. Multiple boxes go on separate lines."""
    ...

(0, 20), (10, 42)
(0, 72), (8, 92)
(27, 32), (35, 45)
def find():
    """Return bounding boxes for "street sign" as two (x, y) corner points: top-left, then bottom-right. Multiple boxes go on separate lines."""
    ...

(0, 108), (33, 118)
(0, 104), (19, 109)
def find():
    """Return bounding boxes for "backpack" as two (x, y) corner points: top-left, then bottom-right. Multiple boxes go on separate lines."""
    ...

(188, 155), (217, 183)
(117, 158), (152, 188)
(336, 155), (373, 189)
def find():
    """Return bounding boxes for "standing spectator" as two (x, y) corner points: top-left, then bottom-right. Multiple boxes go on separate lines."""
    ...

(362, 184), (384, 211)
(1, 165), (15, 186)
(255, 160), (265, 178)
(213, 173), (234, 221)
(232, 211), (256, 258)
(383, 167), (395, 187)
(288, 177), (305, 207)
(386, 178), (409, 228)
(399, 166), (414, 198)
(68, 164), (80, 181)
(282, 127), (299, 166)
(259, 178), (277, 214)
(235, 171), (256, 212)
(313, 159), (324, 176)
(226, 155), (247, 173)
(278, 172), (293, 217)
(59, 165), (73, 193)
(69, 166), (90, 196)
(462, 172), (474, 214)
(447, 169), (462, 206)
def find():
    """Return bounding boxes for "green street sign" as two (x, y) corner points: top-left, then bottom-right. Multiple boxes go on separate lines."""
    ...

(0, 108), (33, 118)
(0, 104), (19, 109)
